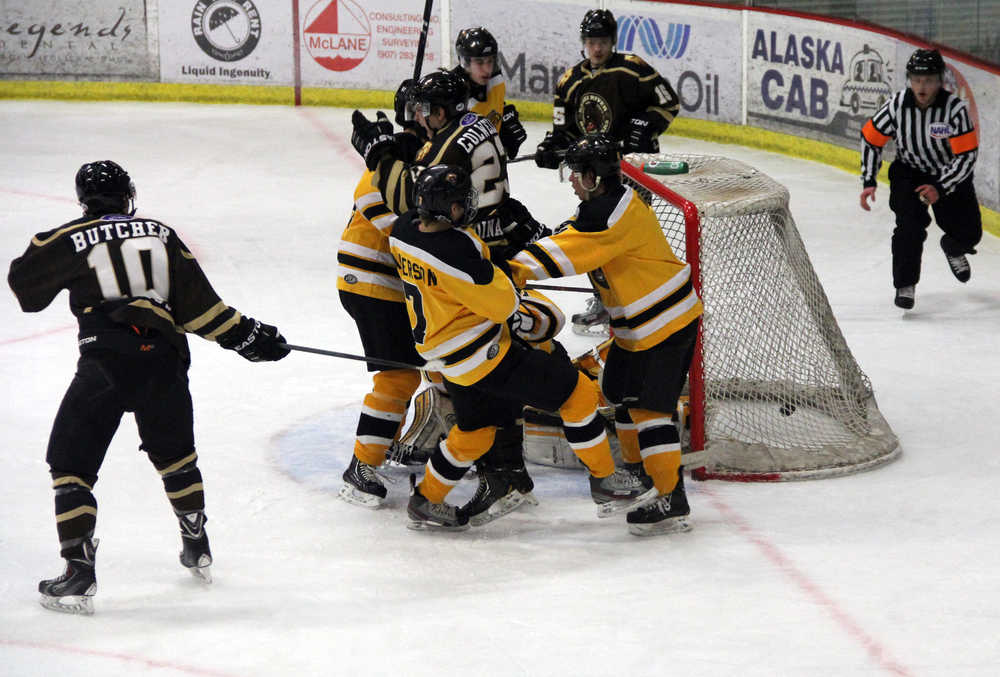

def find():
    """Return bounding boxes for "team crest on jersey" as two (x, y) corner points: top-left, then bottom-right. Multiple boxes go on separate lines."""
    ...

(460, 113), (478, 126)
(928, 122), (952, 139)
(344, 274), (358, 284)
(487, 344), (500, 359)
(577, 92), (612, 134)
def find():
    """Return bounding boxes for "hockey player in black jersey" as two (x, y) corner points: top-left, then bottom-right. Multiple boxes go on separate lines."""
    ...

(8, 161), (290, 614)
(534, 8), (680, 169)
(535, 8), (681, 336)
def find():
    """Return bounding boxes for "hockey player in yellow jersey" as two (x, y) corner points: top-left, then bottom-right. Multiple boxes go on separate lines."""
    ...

(509, 135), (703, 536)
(452, 26), (527, 160)
(389, 165), (657, 530)
(337, 81), (430, 508)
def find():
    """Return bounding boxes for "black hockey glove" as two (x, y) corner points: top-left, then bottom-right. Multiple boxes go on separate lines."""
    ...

(498, 197), (551, 258)
(623, 113), (661, 154)
(499, 104), (527, 159)
(534, 130), (570, 169)
(351, 110), (397, 171)
(218, 316), (290, 362)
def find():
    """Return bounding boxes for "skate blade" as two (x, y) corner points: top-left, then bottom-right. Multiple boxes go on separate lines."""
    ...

(469, 491), (529, 527)
(520, 491), (540, 507)
(338, 484), (385, 509)
(596, 486), (659, 519)
(571, 323), (610, 338)
(187, 562), (213, 584)
(39, 592), (95, 615)
(628, 516), (692, 537)
(406, 519), (470, 532)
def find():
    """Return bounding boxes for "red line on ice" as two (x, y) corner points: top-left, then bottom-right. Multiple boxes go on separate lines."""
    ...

(703, 487), (914, 676)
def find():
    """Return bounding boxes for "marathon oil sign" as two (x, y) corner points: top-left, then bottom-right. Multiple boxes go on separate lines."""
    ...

(746, 13), (897, 144)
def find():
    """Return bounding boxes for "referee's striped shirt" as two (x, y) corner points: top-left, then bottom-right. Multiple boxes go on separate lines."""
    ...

(861, 88), (978, 194)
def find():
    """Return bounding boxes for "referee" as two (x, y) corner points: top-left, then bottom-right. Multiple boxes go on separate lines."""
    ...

(859, 48), (982, 309)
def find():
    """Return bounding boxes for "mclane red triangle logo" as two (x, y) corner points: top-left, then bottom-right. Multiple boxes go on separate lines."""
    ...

(303, 0), (371, 72)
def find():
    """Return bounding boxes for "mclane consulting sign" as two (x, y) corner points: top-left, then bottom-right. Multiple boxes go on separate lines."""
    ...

(0, 0), (153, 79)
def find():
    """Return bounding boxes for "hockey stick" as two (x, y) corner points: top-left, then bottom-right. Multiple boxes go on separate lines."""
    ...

(280, 343), (437, 372)
(525, 283), (594, 293)
(509, 153), (537, 164)
(412, 0), (434, 80)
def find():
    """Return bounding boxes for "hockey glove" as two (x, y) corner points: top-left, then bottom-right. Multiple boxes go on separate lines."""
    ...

(623, 113), (661, 154)
(218, 316), (290, 362)
(499, 104), (527, 158)
(351, 110), (397, 171)
(534, 130), (570, 169)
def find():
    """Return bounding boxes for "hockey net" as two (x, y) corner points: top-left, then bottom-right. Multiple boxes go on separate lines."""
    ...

(620, 153), (900, 481)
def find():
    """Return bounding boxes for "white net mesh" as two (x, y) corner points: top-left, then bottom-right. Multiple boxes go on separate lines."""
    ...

(622, 153), (900, 480)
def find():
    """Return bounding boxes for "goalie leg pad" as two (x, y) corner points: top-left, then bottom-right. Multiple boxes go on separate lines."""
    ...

(388, 386), (456, 466)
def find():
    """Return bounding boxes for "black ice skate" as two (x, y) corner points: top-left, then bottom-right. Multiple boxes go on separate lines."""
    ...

(894, 285), (915, 309)
(623, 461), (655, 490)
(406, 475), (469, 531)
(339, 455), (388, 508)
(505, 463), (539, 506)
(461, 470), (528, 527)
(627, 471), (692, 536)
(571, 295), (611, 337)
(590, 469), (659, 518)
(178, 512), (213, 583)
(942, 235), (973, 283)
(39, 538), (98, 615)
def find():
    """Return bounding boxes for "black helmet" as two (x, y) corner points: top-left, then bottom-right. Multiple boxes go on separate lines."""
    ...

(410, 69), (469, 120)
(75, 160), (136, 216)
(580, 9), (616, 40)
(563, 134), (622, 182)
(394, 78), (421, 129)
(906, 49), (945, 76)
(415, 165), (477, 225)
(455, 27), (498, 68)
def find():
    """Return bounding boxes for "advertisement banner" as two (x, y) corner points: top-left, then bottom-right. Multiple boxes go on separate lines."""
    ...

(159, 0), (294, 86)
(0, 0), (153, 79)
(451, 0), (741, 123)
(298, 0), (442, 91)
(746, 13), (899, 148)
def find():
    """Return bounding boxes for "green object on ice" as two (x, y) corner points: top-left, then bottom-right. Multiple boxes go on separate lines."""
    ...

(642, 160), (689, 175)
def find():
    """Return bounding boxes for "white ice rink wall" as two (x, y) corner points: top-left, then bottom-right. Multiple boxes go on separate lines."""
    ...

(1, 0), (998, 218)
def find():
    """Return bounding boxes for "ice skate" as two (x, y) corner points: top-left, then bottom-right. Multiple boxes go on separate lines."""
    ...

(339, 455), (388, 508)
(627, 473), (691, 536)
(178, 512), (213, 583)
(461, 470), (528, 527)
(942, 236), (973, 283)
(406, 475), (469, 531)
(590, 469), (659, 518)
(39, 538), (98, 615)
(505, 463), (539, 506)
(894, 285), (915, 309)
(571, 295), (611, 337)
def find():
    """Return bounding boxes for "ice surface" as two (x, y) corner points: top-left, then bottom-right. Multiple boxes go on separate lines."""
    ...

(2, 100), (998, 676)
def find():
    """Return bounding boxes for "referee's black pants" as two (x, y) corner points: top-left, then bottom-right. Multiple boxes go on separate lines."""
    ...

(888, 160), (982, 288)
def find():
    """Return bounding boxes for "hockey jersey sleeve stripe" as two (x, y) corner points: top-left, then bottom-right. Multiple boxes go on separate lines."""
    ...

(419, 318), (497, 359)
(949, 129), (978, 155)
(361, 202), (393, 222)
(862, 120), (890, 147)
(31, 217), (103, 247)
(440, 323), (501, 366)
(339, 241), (396, 266)
(182, 301), (230, 333)
(610, 278), (694, 330)
(337, 251), (398, 277)
(610, 293), (700, 342)
(523, 243), (564, 278)
(392, 238), (482, 284)
(607, 264), (693, 319)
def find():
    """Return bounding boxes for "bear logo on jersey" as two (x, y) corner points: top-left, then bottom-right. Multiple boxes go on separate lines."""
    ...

(577, 93), (612, 135)
(928, 122), (952, 139)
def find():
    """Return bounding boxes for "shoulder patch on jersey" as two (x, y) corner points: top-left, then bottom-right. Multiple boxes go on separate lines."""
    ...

(460, 113), (478, 126)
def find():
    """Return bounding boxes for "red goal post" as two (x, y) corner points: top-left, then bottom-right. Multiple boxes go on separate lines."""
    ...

(619, 153), (901, 481)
